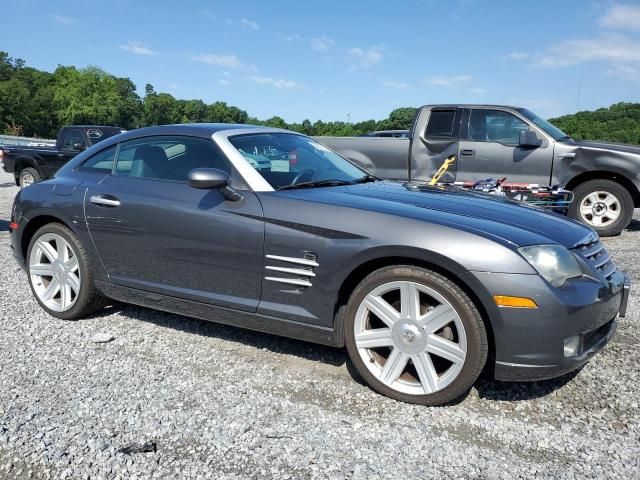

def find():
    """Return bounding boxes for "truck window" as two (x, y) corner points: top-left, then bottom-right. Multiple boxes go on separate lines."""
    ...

(425, 110), (457, 138)
(78, 146), (117, 174)
(468, 110), (529, 145)
(61, 129), (85, 151)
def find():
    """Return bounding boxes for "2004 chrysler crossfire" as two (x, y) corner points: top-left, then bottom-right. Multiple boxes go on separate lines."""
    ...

(9, 124), (631, 405)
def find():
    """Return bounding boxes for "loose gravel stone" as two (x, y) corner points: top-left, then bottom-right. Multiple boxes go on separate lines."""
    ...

(90, 333), (116, 344)
(0, 169), (639, 479)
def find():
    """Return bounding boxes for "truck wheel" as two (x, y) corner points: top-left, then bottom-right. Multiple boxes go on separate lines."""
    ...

(19, 167), (40, 188)
(568, 179), (634, 237)
(343, 265), (487, 406)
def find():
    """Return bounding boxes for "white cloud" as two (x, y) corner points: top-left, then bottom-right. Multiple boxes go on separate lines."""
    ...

(502, 51), (531, 61)
(201, 9), (217, 21)
(191, 53), (244, 69)
(535, 34), (640, 67)
(468, 87), (487, 94)
(120, 42), (157, 56)
(51, 14), (76, 24)
(428, 74), (472, 87)
(349, 47), (383, 69)
(218, 78), (231, 86)
(240, 18), (259, 30)
(601, 4), (640, 31)
(277, 33), (302, 42)
(248, 76), (303, 89)
(381, 80), (409, 89)
(311, 36), (335, 52)
(607, 64), (640, 81)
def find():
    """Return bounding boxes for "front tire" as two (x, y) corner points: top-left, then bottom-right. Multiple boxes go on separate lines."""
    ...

(568, 179), (634, 237)
(344, 266), (488, 406)
(19, 167), (40, 188)
(27, 223), (108, 320)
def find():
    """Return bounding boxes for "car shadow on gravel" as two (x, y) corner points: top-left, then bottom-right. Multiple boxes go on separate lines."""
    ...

(474, 368), (581, 401)
(113, 303), (349, 368)
(0, 219), (9, 232)
(624, 219), (640, 232)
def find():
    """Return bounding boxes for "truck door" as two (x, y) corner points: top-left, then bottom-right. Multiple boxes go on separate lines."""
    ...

(409, 108), (462, 182)
(55, 128), (86, 177)
(456, 108), (554, 185)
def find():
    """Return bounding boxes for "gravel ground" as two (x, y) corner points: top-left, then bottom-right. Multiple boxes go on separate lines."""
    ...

(0, 169), (638, 479)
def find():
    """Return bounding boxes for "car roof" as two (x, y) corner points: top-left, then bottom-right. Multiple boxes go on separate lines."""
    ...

(425, 104), (524, 110)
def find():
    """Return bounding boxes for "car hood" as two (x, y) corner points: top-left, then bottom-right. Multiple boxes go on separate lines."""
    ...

(574, 139), (640, 155)
(281, 181), (593, 248)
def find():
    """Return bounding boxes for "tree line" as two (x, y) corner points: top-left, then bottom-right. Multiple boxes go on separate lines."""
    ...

(2, 51), (640, 144)
(0, 51), (416, 139)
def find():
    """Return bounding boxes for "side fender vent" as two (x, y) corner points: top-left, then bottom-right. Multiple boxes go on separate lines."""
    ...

(265, 253), (319, 288)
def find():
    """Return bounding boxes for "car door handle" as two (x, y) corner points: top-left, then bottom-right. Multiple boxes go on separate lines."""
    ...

(90, 195), (121, 207)
(461, 149), (474, 156)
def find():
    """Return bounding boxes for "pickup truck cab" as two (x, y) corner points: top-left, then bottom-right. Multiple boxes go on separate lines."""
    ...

(318, 105), (640, 236)
(0, 125), (124, 187)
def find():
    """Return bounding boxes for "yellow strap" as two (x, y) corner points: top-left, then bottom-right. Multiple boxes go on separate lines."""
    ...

(428, 155), (456, 185)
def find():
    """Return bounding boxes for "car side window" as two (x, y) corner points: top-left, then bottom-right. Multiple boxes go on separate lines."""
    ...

(468, 110), (529, 145)
(115, 136), (232, 182)
(425, 110), (458, 138)
(78, 146), (117, 174)
(61, 129), (84, 151)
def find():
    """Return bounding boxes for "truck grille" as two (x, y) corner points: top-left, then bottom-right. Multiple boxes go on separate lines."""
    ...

(572, 239), (617, 281)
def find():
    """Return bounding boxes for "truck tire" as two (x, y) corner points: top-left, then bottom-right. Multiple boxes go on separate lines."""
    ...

(343, 265), (487, 406)
(568, 179), (634, 237)
(18, 167), (41, 188)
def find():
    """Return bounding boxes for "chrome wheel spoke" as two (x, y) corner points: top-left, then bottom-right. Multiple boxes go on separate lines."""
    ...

(426, 334), (466, 364)
(400, 282), (420, 320)
(65, 256), (79, 273)
(419, 304), (455, 332)
(604, 195), (618, 207)
(591, 215), (603, 226)
(30, 263), (54, 276)
(66, 272), (81, 293)
(41, 279), (61, 301)
(379, 348), (409, 385)
(363, 295), (400, 327)
(36, 239), (58, 262)
(580, 205), (593, 216)
(355, 328), (394, 348)
(412, 353), (439, 394)
(60, 284), (72, 310)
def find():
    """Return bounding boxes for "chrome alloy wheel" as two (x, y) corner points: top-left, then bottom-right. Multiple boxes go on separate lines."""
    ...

(29, 233), (81, 312)
(579, 191), (621, 227)
(354, 281), (467, 395)
(20, 171), (35, 187)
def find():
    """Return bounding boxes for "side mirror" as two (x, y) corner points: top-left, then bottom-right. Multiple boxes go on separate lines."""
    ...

(187, 168), (242, 201)
(72, 142), (86, 151)
(519, 130), (542, 148)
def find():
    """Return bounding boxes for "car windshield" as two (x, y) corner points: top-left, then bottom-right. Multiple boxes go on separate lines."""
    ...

(516, 108), (570, 141)
(229, 133), (368, 190)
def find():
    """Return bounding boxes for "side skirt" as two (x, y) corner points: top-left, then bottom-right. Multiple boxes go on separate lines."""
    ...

(95, 280), (342, 347)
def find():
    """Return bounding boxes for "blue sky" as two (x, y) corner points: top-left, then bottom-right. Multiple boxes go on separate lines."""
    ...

(2, 0), (640, 122)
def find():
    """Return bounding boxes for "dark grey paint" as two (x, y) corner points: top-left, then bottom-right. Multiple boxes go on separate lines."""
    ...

(10, 124), (628, 381)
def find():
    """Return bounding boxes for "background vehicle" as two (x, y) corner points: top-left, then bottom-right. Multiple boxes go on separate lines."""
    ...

(317, 105), (640, 236)
(0, 125), (124, 187)
(10, 124), (628, 406)
(359, 130), (410, 138)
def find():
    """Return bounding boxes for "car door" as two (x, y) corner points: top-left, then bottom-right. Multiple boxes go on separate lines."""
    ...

(83, 135), (265, 312)
(456, 108), (554, 185)
(408, 108), (462, 182)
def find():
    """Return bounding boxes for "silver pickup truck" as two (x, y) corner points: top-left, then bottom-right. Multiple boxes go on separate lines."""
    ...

(317, 104), (640, 236)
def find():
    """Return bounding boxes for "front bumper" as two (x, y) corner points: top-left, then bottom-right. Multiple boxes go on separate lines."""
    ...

(461, 269), (629, 382)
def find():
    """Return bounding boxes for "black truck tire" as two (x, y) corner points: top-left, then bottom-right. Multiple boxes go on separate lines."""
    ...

(18, 167), (41, 188)
(568, 179), (634, 237)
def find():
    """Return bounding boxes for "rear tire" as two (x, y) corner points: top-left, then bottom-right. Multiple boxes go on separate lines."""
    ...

(344, 265), (487, 406)
(568, 179), (634, 237)
(19, 167), (40, 188)
(27, 223), (108, 320)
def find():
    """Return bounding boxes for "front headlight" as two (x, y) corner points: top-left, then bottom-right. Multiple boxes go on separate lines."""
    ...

(519, 245), (583, 288)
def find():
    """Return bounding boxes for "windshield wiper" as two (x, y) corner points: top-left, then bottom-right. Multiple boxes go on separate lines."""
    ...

(277, 179), (353, 191)
(558, 135), (574, 142)
(353, 174), (380, 184)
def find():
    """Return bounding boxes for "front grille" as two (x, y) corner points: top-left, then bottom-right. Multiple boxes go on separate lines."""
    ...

(572, 239), (617, 280)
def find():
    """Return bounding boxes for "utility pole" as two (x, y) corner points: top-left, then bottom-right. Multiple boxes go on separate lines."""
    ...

(346, 113), (351, 124)
(577, 81), (581, 111)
